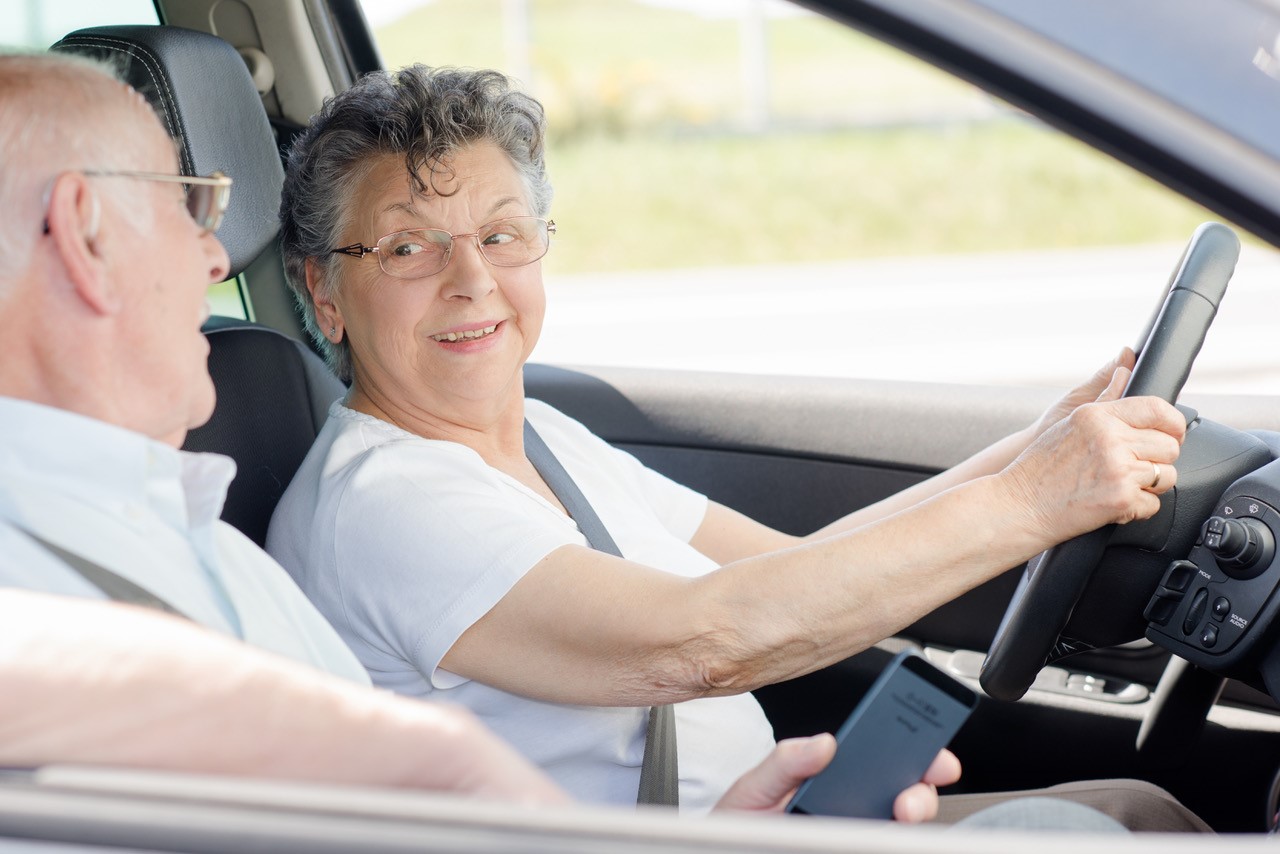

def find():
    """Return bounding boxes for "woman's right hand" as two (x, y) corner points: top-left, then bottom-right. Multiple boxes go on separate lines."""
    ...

(1026, 348), (1136, 443)
(995, 367), (1186, 550)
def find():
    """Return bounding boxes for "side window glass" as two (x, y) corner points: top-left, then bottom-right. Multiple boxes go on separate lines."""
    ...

(366, 0), (1273, 395)
(1, 2), (159, 49)
(207, 278), (249, 320)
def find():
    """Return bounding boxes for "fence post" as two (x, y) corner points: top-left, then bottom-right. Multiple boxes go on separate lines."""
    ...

(740, 0), (770, 132)
(504, 0), (535, 91)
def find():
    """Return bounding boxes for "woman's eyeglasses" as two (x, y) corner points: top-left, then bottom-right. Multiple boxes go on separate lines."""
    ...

(83, 170), (234, 235)
(331, 217), (555, 280)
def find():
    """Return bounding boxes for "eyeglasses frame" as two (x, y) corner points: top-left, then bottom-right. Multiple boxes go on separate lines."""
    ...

(331, 217), (556, 280)
(81, 170), (233, 235)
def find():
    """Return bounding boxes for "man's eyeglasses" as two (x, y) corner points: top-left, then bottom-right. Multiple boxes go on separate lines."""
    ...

(83, 170), (233, 235)
(331, 217), (555, 280)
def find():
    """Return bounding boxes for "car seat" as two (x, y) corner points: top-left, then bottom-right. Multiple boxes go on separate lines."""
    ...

(51, 26), (344, 547)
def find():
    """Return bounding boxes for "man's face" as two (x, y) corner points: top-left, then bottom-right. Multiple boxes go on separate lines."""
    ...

(106, 99), (230, 446)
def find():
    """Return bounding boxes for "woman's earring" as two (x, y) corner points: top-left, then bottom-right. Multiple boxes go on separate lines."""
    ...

(329, 326), (337, 338)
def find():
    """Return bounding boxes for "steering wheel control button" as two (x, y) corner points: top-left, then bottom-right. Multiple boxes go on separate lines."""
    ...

(1200, 624), (1219, 649)
(1203, 516), (1226, 549)
(1144, 561), (1202, 627)
(1212, 597), (1231, 621)
(1144, 595), (1177, 626)
(1181, 588), (1210, 636)
(1203, 515), (1276, 579)
(1163, 560), (1196, 593)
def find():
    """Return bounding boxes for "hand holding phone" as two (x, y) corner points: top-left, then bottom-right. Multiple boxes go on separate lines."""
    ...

(785, 650), (977, 819)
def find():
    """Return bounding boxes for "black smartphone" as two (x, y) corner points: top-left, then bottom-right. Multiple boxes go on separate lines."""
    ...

(785, 649), (978, 819)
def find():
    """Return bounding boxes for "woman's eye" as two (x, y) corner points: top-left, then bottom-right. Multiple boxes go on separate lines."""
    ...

(390, 241), (425, 257)
(481, 231), (516, 246)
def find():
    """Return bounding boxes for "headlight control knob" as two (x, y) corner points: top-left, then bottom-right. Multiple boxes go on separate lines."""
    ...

(1203, 515), (1275, 579)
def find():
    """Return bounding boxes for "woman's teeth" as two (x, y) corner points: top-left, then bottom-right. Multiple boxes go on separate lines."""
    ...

(432, 324), (498, 343)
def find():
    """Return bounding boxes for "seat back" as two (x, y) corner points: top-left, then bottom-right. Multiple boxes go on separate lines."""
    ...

(183, 319), (343, 547)
(53, 25), (341, 546)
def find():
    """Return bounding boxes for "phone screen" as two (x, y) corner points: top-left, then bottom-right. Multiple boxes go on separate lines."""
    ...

(785, 650), (977, 819)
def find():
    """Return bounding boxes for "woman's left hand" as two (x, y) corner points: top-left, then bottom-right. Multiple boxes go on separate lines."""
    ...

(1031, 347), (1137, 441)
(712, 734), (837, 813)
(892, 748), (962, 823)
(712, 736), (961, 821)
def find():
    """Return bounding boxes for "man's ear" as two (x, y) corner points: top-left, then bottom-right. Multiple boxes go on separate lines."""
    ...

(305, 257), (343, 343)
(46, 174), (119, 315)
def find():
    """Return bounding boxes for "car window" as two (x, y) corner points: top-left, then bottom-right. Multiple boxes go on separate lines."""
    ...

(1, 0), (248, 321)
(365, 0), (1280, 395)
(0, 1), (158, 49)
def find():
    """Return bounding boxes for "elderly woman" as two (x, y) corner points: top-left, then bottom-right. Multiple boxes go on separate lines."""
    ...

(267, 66), (1188, 819)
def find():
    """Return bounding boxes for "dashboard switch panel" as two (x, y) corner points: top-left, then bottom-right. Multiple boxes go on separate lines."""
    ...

(1148, 495), (1280, 673)
(1144, 560), (1200, 627)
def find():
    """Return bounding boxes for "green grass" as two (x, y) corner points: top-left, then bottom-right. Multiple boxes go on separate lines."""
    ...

(374, 0), (982, 133)
(540, 121), (1213, 274)
(373, 0), (1218, 275)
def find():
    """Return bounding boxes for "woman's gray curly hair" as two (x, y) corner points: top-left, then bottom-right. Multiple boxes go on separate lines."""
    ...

(279, 65), (553, 382)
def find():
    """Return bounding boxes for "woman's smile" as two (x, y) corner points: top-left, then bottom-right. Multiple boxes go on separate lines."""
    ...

(430, 321), (501, 343)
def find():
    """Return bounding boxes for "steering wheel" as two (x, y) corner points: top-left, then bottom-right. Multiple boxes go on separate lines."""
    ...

(979, 223), (1241, 702)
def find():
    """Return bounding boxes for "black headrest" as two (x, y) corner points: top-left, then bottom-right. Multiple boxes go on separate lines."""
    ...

(50, 25), (283, 278)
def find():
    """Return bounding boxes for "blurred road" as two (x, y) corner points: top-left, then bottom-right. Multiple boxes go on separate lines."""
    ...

(536, 242), (1280, 395)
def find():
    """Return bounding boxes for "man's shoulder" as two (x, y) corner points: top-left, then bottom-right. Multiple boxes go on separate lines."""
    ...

(0, 521), (109, 600)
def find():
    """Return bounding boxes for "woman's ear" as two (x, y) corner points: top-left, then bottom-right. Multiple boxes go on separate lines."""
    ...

(46, 174), (119, 315)
(305, 257), (343, 343)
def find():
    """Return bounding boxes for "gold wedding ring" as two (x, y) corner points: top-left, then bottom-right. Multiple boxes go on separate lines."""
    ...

(1149, 461), (1162, 490)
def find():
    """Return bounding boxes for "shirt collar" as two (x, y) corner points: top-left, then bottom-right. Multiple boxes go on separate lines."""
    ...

(0, 397), (237, 530)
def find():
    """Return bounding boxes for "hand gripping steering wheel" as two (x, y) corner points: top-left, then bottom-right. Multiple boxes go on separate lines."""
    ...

(979, 223), (1241, 702)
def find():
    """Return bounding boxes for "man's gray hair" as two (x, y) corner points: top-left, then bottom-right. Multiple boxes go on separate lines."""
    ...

(0, 52), (146, 288)
(280, 65), (553, 383)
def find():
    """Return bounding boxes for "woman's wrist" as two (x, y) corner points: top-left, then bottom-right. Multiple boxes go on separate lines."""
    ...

(977, 467), (1057, 560)
(1026, 408), (1058, 443)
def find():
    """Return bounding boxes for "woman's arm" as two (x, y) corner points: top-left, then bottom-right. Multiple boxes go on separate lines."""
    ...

(444, 391), (1184, 706)
(690, 350), (1136, 564)
(807, 349), (1136, 538)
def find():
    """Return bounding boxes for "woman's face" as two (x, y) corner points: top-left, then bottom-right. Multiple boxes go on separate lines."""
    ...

(319, 141), (547, 427)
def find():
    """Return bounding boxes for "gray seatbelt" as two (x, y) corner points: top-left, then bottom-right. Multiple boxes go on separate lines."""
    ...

(523, 420), (679, 808)
(15, 526), (192, 621)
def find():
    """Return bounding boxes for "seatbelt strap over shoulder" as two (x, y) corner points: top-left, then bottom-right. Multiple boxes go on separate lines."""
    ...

(15, 525), (193, 621)
(523, 419), (680, 808)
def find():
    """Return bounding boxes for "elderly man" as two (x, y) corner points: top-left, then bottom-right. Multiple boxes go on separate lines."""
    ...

(0, 50), (957, 819)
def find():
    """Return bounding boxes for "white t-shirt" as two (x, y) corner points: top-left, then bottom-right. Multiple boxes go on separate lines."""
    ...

(268, 399), (776, 812)
(0, 396), (369, 685)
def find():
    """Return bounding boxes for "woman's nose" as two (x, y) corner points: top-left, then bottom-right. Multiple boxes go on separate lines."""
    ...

(439, 237), (496, 300)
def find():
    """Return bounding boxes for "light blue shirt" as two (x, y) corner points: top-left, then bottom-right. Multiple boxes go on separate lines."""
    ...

(0, 396), (368, 684)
